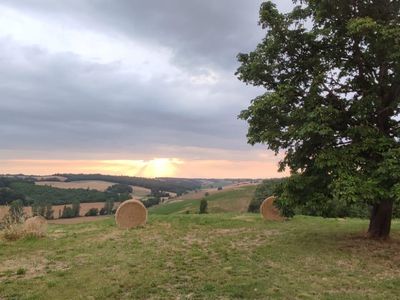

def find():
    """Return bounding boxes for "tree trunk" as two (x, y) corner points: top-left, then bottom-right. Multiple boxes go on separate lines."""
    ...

(368, 199), (393, 239)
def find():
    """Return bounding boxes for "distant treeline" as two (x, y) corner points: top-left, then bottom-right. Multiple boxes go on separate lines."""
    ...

(0, 177), (130, 206)
(56, 174), (202, 195)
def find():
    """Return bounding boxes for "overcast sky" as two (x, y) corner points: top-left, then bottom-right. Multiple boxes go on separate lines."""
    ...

(0, 0), (293, 178)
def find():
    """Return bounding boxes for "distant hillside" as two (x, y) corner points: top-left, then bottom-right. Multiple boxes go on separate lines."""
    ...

(150, 184), (257, 215)
(0, 177), (130, 206)
(57, 174), (202, 195)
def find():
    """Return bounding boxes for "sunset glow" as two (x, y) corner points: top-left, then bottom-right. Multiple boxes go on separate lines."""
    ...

(0, 158), (287, 179)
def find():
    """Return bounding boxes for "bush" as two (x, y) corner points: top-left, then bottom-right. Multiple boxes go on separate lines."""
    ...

(60, 205), (76, 219)
(1, 216), (25, 241)
(8, 200), (25, 223)
(217, 186), (223, 191)
(32, 199), (54, 220)
(199, 199), (208, 214)
(248, 179), (283, 213)
(85, 208), (99, 217)
(141, 197), (160, 208)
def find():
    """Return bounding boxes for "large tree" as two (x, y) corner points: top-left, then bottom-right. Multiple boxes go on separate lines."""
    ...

(237, 0), (400, 238)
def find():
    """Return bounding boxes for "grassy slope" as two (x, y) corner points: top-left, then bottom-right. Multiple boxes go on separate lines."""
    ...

(1, 214), (400, 299)
(150, 185), (257, 215)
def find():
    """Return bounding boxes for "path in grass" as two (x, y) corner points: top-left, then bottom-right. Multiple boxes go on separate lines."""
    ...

(1, 215), (400, 299)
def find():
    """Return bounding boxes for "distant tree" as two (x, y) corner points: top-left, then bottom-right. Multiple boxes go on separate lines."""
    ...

(8, 199), (25, 223)
(0, 188), (26, 205)
(85, 208), (99, 217)
(32, 199), (54, 220)
(72, 200), (80, 217)
(204, 192), (210, 197)
(199, 199), (208, 214)
(61, 206), (74, 219)
(217, 186), (223, 191)
(106, 184), (133, 194)
(141, 197), (160, 208)
(237, 1), (400, 238)
(103, 199), (114, 215)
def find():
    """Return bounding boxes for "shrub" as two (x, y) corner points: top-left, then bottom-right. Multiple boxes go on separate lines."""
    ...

(16, 268), (26, 275)
(85, 208), (99, 217)
(8, 200), (25, 223)
(199, 199), (208, 214)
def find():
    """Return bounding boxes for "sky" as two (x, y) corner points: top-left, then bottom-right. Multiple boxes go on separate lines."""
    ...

(0, 0), (293, 178)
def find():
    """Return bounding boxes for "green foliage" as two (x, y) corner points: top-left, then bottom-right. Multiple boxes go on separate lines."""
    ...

(247, 178), (283, 213)
(102, 199), (114, 215)
(0, 187), (26, 205)
(85, 208), (99, 217)
(106, 184), (133, 194)
(9, 181), (129, 205)
(32, 199), (54, 220)
(8, 200), (24, 223)
(141, 197), (160, 208)
(72, 200), (80, 217)
(237, 1), (400, 225)
(199, 199), (208, 214)
(61, 201), (80, 219)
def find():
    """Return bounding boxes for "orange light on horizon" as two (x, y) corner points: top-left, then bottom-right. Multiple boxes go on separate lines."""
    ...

(0, 157), (286, 178)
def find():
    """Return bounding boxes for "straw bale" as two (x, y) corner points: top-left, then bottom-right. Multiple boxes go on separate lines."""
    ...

(23, 216), (48, 236)
(115, 200), (147, 229)
(260, 196), (284, 221)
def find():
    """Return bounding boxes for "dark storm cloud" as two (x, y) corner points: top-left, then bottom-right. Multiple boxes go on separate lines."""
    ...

(0, 1), (294, 160)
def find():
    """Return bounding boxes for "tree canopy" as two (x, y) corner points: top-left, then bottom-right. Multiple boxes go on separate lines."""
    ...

(237, 0), (400, 238)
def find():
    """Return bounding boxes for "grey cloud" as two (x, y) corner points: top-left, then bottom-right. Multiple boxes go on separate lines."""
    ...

(0, 38), (256, 158)
(0, 1), (294, 161)
(1, 0), (270, 71)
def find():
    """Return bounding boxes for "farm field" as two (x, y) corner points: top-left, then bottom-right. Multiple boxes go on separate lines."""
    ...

(171, 182), (257, 202)
(151, 184), (257, 215)
(1, 214), (400, 299)
(35, 180), (116, 192)
(0, 202), (119, 220)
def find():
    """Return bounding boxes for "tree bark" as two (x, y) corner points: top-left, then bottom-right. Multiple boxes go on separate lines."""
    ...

(368, 199), (393, 239)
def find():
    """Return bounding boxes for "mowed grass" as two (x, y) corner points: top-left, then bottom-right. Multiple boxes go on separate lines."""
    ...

(150, 185), (257, 215)
(1, 214), (400, 299)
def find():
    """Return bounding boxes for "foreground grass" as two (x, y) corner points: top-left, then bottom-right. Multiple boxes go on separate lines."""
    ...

(1, 215), (400, 299)
(150, 185), (257, 215)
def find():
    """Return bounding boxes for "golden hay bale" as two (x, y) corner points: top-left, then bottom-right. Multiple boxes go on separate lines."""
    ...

(260, 196), (284, 221)
(115, 200), (147, 229)
(23, 216), (48, 237)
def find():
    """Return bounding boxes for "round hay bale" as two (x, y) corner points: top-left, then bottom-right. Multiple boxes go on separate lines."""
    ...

(115, 200), (147, 229)
(260, 196), (284, 221)
(23, 216), (48, 236)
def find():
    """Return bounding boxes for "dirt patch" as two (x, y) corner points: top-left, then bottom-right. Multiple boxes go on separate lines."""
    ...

(0, 255), (69, 282)
(48, 215), (111, 225)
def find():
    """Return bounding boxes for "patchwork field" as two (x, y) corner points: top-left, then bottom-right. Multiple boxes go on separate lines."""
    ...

(1, 214), (400, 299)
(35, 180), (116, 192)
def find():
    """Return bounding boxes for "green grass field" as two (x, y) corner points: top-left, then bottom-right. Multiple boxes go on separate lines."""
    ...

(150, 185), (257, 215)
(1, 214), (400, 299)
